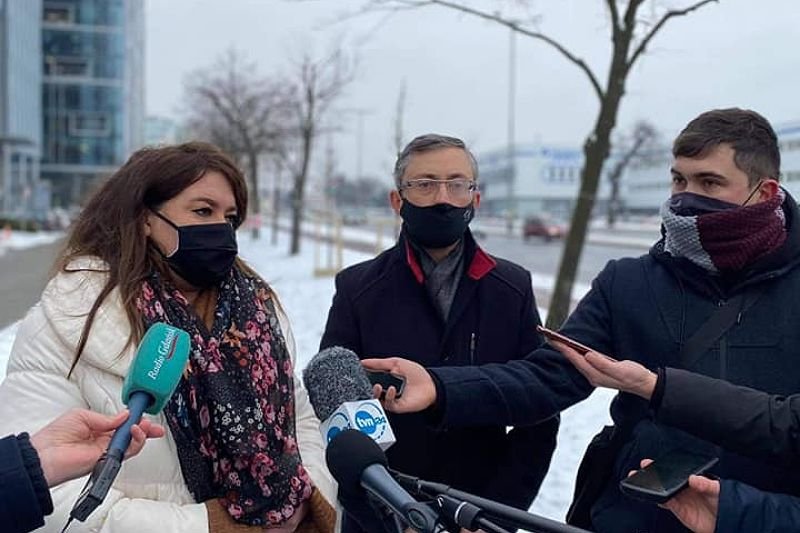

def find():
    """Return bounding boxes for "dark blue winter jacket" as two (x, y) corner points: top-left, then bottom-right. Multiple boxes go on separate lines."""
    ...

(431, 195), (800, 532)
(0, 433), (53, 533)
(652, 367), (800, 532)
(716, 479), (800, 533)
(320, 230), (559, 513)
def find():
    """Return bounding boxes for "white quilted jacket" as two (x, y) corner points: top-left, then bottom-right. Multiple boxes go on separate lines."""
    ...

(0, 258), (336, 533)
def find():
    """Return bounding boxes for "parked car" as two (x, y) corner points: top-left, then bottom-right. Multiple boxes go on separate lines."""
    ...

(341, 209), (368, 226)
(523, 216), (566, 241)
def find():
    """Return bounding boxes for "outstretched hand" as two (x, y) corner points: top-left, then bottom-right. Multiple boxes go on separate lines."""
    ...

(361, 358), (437, 414)
(552, 340), (658, 399)
(31, 408), (165, 487)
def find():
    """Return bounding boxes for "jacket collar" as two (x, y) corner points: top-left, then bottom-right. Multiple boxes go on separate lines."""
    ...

(401, 229), (496, 284)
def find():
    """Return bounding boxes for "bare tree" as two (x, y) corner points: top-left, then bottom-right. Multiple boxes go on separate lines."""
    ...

(283, 47), (355, 255)
(184, 49), (290, 239)
(345, 0), (716, 327)
(607, 120), (658, 227)
(270, 157), (284, 246)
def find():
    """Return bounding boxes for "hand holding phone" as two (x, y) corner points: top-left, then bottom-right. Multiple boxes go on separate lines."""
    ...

(366, 370), (406, 399)
(536, 325), (593, 355)
(619, 450), (719, 504)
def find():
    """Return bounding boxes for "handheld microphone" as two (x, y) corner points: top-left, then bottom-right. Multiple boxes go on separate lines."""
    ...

(65, 322), (190, 527)
(303, 346), (396, 450)
(326, 429), (445, 533)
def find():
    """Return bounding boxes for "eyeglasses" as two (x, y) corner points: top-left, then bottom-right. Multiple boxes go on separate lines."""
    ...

(399, 178), (478, 202)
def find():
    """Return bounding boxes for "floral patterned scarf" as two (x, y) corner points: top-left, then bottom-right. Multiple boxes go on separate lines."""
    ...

(136, 266), (313, 525)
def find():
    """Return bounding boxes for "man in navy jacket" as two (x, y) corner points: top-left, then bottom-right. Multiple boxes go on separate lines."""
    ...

(321, 134), (559, 532)
(364, 109), (800, 532)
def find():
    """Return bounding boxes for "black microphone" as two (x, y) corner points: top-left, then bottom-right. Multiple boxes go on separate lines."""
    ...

(326, 429), (446, 533)
(435, 494), (511, 533)
(393, 471), (593, 533)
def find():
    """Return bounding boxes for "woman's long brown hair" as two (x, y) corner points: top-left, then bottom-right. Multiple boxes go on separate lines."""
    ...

(57, 142), (256, 374)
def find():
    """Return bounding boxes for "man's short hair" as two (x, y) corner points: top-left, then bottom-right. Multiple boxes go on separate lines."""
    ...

(673, 108), (780, 185)
(393, 134), (479, 188)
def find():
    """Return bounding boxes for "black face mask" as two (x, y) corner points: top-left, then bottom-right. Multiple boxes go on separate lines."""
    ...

(668, 192), (740, 217)
(669, 181), (764, 217)
(400, 201), (474, 248)
(152, 211), (238, 288)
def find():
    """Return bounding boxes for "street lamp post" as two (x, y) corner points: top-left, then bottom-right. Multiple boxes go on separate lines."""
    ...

(338, 107), (372, 180)
(506, 26), (517, 235)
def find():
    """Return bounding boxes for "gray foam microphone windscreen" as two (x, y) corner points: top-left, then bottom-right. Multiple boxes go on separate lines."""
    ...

(303, 346), (373, 421)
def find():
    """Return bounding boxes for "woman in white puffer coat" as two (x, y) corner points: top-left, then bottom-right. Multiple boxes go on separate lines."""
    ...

(0, 142), (336, 533)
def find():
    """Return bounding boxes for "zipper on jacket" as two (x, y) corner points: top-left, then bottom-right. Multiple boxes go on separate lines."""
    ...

(717, 299), (728, 380)
(469, 332), (476, 365)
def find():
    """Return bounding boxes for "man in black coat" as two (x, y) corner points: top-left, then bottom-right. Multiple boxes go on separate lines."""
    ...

(1, 408), (163, 533)
(320, 133), (559, 532)
(364, 109), (800, 532)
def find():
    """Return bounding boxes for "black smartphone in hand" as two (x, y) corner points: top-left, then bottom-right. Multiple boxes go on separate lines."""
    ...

(619, 449), (719, 504)
(366, 370), (406, 399)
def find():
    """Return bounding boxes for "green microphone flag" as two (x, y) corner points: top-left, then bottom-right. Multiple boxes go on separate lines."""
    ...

(121, 322), (191, 414)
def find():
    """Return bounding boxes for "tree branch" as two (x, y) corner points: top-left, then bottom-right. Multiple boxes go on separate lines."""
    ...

(605, 0), (621, 33)
(386, 0), (605, 101)
(626, 0), (717, 70)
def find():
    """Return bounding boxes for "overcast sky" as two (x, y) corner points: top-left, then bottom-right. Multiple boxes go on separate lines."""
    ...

(145, 0), (800, 182)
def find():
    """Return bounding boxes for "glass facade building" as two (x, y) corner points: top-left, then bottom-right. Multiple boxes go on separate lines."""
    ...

(0, 0), (44, 218)
(42, 0), (143, 206)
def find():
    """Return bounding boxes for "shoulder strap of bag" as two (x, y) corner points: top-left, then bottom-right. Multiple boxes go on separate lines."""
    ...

(678, 285), (766, 369)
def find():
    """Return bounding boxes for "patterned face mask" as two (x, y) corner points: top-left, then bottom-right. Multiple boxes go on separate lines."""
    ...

(660, 188), (787, 273)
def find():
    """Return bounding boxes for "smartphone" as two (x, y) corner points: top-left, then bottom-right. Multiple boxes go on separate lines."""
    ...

(366, 370), (406, 399)
(536, 325), (593, 355)
(619, 450), (719, 504)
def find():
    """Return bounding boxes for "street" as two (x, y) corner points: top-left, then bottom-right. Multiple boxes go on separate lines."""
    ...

(0, 229), (658, 331)
(477, 232), (651, 288)
(0, 239), (62, 329)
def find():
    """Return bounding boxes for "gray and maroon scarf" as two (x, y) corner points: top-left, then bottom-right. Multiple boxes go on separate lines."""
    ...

(660, 188), (787, 273)
(136, 267), (313, 526)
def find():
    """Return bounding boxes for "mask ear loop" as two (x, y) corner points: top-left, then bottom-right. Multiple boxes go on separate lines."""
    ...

(741, 178), (765, 207)
(148, 208), (180, 257)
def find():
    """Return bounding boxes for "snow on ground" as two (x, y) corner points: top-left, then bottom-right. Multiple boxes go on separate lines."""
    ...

(236, 233), (374, 369)
(0, 229), (63, 256)
(0, 321), (18, 383)
(0, 230), (613, 523)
